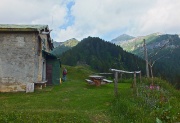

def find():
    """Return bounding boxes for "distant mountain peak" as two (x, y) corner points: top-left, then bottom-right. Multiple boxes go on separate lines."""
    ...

(155, 32), (163, 35)
(66, 38), (78, 42)
(117, 34), (134, 38)
(121, 34), (132, 36)
(51, 38), (79, 57)
(61, 38), (79, 47)
(111, 34), (135, 44)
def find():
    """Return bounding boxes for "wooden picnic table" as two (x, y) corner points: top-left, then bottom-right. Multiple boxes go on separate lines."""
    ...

(89, 75), (105, 86)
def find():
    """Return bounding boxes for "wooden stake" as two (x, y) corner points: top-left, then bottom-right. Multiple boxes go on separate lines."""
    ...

(134, 72), (138, 96)
(140, 71), (142, 83)
(134, 72), (136, 87)
(114, 71), (118, 96)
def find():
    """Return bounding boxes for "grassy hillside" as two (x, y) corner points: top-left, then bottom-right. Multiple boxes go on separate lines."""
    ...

(0, 65), (179, 122)
(119, 33), (159, 52)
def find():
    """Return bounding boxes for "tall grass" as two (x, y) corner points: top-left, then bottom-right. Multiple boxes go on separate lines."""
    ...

(111, 77), (180, 123)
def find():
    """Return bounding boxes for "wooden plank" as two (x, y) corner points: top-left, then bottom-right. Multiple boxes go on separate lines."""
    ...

(110, 69), (141, 74)
(85, 79), (93, 83)
(102, 79), (113, 83)
(85, 79), (95, 85)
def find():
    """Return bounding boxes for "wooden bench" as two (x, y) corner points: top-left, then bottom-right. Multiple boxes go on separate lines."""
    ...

(85, 79), (95, 85)
(102, 79), (113, 83)
(34, 81), (47, 89)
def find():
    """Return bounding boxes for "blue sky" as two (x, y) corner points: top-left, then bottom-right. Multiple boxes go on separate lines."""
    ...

(0, 0), (180, 42)
(60, 1), (75, 29)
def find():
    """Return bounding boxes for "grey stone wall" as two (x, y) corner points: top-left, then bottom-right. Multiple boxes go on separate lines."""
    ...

(0, 32), (37, 92)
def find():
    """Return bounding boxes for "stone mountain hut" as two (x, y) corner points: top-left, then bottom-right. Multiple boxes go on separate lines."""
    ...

(0, 24), (61, 92)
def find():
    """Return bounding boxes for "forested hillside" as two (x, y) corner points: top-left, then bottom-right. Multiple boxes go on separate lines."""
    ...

(60, 37), (146, 74)
(117, 33), (180, 89)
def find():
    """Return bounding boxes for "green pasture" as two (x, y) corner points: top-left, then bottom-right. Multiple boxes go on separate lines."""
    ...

(0, 65), (179, 123)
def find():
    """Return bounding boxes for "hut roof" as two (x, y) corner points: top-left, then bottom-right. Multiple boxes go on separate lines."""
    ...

(0, 24), (49, 32)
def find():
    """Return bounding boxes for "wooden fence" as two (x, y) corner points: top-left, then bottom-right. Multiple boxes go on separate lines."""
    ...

(110, 69), (141, 96)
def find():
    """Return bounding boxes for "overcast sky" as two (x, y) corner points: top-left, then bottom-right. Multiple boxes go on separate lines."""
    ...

(0, 0), (180, 42)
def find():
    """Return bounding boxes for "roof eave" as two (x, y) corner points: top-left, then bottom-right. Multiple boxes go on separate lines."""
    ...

(0, 28), (38, 32)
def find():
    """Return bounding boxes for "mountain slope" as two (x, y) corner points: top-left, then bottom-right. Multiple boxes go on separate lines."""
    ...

(51, 38), (79, 57)
(60, 37), (146, 73)
(53, 41), (62, 48)
(117, 33), (180, 88)
(118, 33), (162, 52)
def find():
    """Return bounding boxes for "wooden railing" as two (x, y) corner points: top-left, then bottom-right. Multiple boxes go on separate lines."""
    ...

(110, 69), (141, 96)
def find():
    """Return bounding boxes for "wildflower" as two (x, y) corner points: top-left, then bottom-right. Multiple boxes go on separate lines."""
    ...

(150, 84), (154, 89)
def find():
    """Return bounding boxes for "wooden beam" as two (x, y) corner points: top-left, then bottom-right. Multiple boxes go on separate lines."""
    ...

(110, 69), (141, 74)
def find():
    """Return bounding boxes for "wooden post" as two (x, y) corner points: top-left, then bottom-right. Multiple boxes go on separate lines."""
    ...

(150, 65), (154, 85)
(134, 72), (138, 96)
(114, 71), (118, 96)
(140, 71), (142, 83)
(134, 72), (136, 87)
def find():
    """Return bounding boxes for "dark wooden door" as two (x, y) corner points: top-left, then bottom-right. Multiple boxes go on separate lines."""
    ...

(46, 64), (52, 85)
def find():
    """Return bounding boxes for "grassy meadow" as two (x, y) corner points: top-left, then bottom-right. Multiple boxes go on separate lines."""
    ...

(0, 65), (179, 123)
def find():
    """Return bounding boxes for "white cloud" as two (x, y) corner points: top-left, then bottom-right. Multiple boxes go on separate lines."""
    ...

(138, 0), (180, 35)
(0, 0), (180, 42)
(0, 0), (69, 39)
(57, 0), (158, 41)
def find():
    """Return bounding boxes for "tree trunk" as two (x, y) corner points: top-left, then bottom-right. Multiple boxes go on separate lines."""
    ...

(143, 39), (150, 78)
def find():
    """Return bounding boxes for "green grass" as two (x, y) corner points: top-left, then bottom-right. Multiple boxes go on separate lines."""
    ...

(0, 65), (115, 122)
(0, 65), (179, 123)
